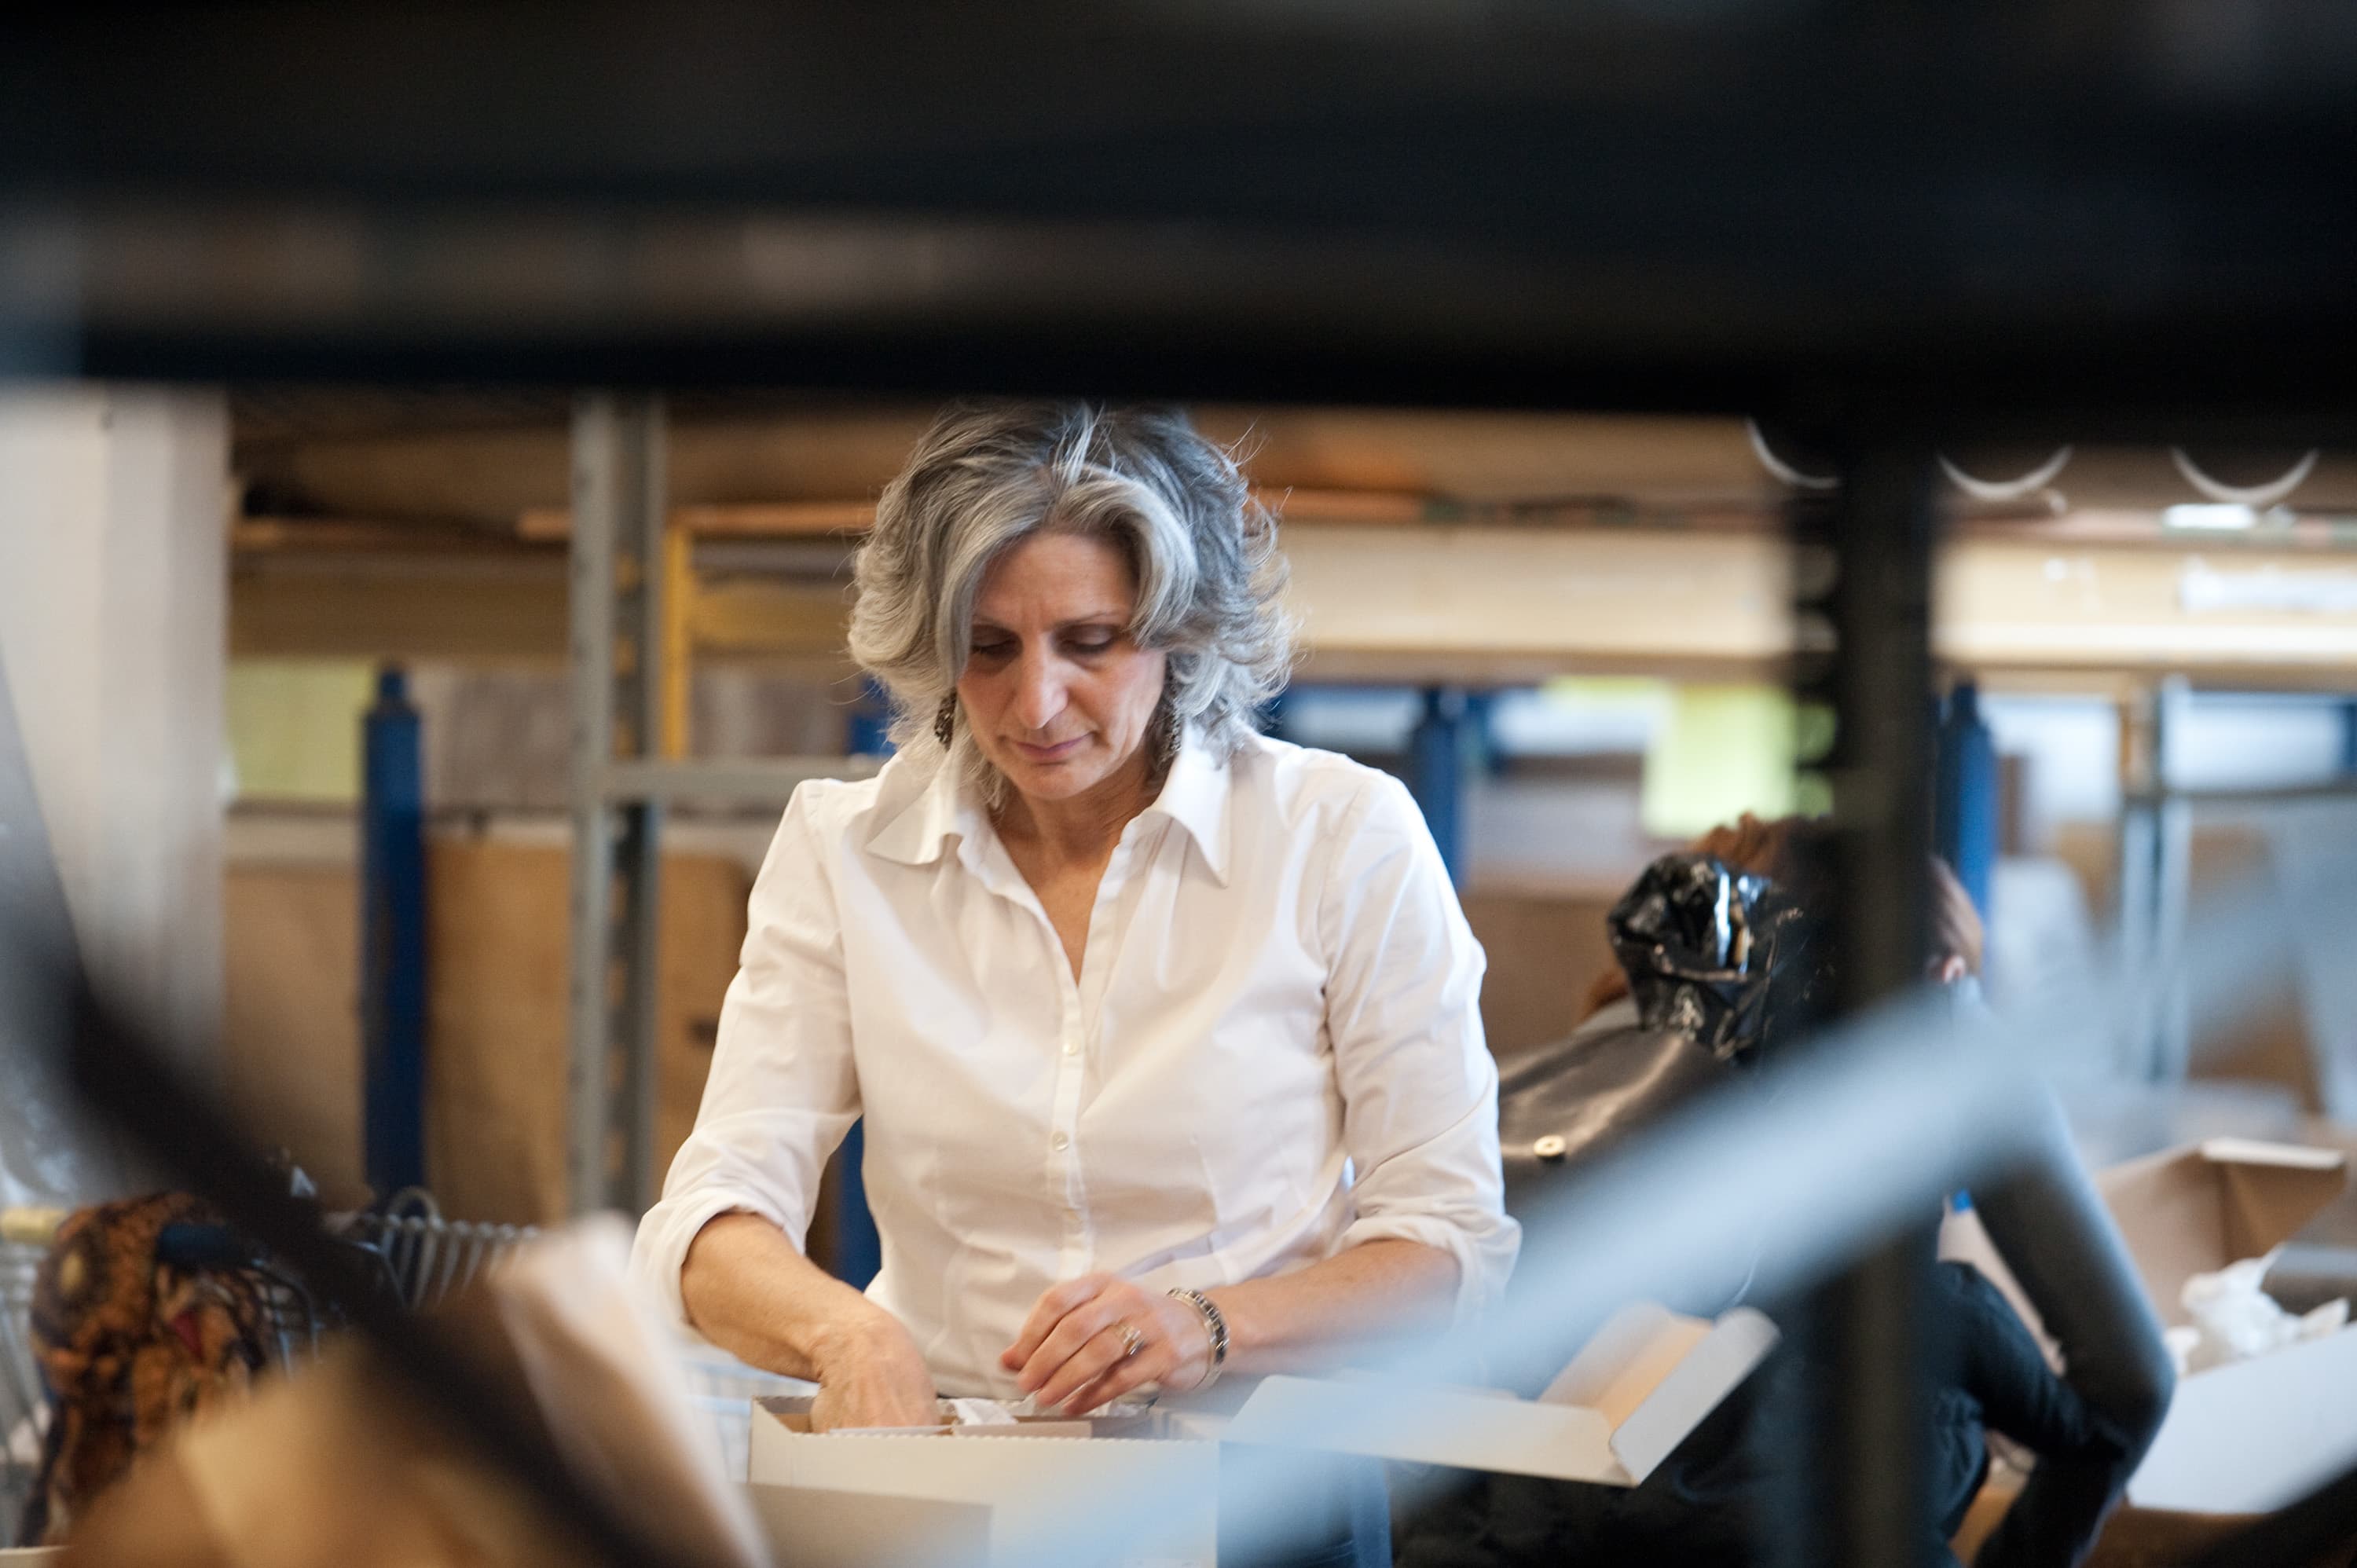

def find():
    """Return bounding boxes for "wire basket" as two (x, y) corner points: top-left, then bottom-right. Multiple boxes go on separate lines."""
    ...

(1, 1234), (49, 1547)
(333, 1189), (535, 1312)
(0, 1193), (535, 1546)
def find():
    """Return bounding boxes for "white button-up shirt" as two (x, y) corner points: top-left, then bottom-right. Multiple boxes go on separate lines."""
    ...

(632, 731), (1518, 1398)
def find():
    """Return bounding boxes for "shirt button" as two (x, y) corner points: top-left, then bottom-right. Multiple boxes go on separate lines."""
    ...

(1051, 1132), (1070, 1151)
(1063, 1040), (1080, 1057)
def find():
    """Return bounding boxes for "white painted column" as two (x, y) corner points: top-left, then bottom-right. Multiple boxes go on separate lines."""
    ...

(0, 383), (230, 1075)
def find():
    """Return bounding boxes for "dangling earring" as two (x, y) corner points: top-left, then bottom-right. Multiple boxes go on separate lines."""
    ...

(933, 693), (957, 748)
(1149, 691), (1183, 771)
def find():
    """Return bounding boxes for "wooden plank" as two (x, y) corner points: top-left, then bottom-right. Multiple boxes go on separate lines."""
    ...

(517, 500), (879, 540)
(225, 833), (747, 1223)
(1285, 523), (1794, 671)
(1939, 540), (2357, 677)
(676, 500), (879, 537)
(516, 489), (1781, 539)
(517, 490), (1435, 540)
(1461, 889), (1625, 1057)
(235, 410), (1779, 525)
(426, 838), (747, 1224)
(224, 863), (367, 1207)
(231, 555), (570, 663)
(233, 407), (2357, 525)
(233, 515), (534, 552)
(226, 526), (2357, 684)
(685, 577), (862, 660)
(424, 838), (569, 1223)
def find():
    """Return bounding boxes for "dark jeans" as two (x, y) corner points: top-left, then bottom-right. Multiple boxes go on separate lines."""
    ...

(1219, 1445), (1391, 1568)
(1931, 1260), (2123, 1538)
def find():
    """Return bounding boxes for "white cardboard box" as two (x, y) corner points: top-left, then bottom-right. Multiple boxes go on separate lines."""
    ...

(1222, 1302), (1780, 1485)
(2097, 1138), (2357, 1514)
(746, 1302), (1777, 1566)
(750, 1401), (1221, 1568)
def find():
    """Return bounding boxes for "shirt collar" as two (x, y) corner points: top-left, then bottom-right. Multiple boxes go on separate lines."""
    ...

(864, 751), (978, 869)
(863, 728), (1240, 886)
(1140, 727), (1236, 888)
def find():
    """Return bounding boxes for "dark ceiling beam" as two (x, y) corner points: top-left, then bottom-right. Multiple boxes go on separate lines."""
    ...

(4, 4), (2355, 433)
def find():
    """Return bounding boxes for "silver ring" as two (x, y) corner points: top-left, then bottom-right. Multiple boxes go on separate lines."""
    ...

(1116, 1321), (1144, 1359)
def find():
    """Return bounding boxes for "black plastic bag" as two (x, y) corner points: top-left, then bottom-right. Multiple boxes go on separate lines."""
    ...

(1606, 852), (1821, 1064)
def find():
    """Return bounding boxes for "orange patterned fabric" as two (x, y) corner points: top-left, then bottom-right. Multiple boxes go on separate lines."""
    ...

(19, 1193), (270, 1547)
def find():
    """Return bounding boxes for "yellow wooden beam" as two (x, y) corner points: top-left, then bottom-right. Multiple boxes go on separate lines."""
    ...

(661, 527), (695, 758)
(686, 578), (860, 660)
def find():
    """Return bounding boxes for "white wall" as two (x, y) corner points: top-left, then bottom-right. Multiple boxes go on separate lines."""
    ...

(0, 383), (229, 1072)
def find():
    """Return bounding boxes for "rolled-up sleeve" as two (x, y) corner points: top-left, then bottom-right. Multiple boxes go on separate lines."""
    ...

(629, 786), (861, 1328)
(1318, 772), (1520, 1325)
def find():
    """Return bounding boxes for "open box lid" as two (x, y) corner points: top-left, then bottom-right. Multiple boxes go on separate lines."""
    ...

(2097, 1138), (2351, 1328)
(1222, 1302), (1779, 1486)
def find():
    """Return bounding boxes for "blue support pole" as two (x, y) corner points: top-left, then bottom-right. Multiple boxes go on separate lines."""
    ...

(847, 676), (896, 758)
(361, 665), (428, 1200)
(1408, 687), (1472, 885)
(1259, 684), (1292, 742)
(1465, 689), (1505, 778)
(1933, 680), (1999, 918)
(832, 1121), (883, 1288)
(833, 677), (895, 1280)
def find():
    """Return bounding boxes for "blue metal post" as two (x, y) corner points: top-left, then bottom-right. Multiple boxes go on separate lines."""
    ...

(1933, 680), (1999, 918)
(831, 678), (895, 1281)
(847, 676), (895, 758)
(1408, 687), (1472, 885)
(832, 1121), (883, 1288)
(1259, 684), (1292, 741)
(1466, 689), (1505, 778)
(362, 665), (428, 1200)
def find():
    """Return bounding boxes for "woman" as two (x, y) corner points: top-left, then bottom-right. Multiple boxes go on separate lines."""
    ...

(631, 405), (1516, 1534)
(1409, 817), (2168, 1568)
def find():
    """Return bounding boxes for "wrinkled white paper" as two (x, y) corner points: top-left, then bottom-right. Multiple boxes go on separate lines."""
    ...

(2165, 1250), (2351, 1376)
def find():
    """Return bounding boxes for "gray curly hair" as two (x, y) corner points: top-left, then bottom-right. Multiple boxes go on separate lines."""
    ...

(849, 401), (1293, 794)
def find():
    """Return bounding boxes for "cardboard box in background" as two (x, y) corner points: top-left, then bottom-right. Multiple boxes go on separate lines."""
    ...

(746, 1302), (1778, 1568)
(1952, 1472), (2260, 1568)
(2099, 1139), (2356, 1515)
(1952, 1138), (2357, 1564)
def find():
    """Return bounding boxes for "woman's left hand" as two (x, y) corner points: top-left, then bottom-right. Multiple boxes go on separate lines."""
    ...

(1000, 1273), (1212, 1415)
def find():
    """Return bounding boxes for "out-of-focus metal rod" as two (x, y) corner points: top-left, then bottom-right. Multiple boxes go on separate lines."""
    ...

(1787, 444), (1944, 1568)
(566, 393), (669, 1214)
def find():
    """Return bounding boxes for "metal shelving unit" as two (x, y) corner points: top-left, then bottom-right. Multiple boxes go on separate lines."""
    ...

(563, 394), (882, 1214)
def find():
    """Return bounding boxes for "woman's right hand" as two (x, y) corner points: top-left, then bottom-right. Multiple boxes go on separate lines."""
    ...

(807, 1310), (940, 1432)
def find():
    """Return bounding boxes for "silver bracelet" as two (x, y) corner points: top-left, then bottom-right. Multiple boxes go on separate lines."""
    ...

(1167, 1288), (1229, 1391)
